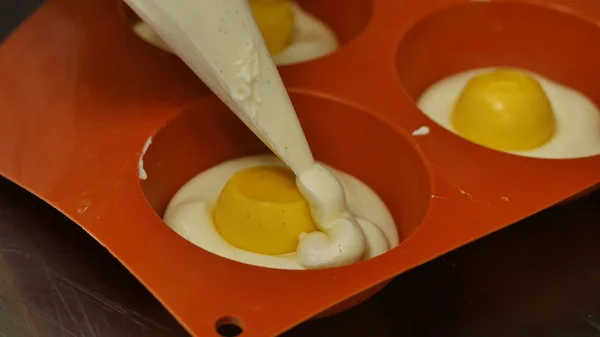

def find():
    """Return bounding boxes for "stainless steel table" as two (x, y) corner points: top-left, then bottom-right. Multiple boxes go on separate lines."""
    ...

(2, 2), (600, 336)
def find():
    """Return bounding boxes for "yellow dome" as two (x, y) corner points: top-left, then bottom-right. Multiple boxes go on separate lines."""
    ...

(451, 69), (556, 151)
(250, 0), (295, 55)
(214, 166), (317, 255)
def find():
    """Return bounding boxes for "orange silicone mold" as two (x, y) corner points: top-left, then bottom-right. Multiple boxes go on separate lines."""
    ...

(1, 0), (599, 336)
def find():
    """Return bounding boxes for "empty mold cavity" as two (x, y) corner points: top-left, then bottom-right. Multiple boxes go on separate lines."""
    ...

(396, 2), (600, 159)
(140, 92), (432, 270)
(119, 0), (371, 66)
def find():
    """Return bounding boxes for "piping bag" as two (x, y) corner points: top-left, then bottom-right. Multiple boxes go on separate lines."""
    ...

(124, 0), (368, 269)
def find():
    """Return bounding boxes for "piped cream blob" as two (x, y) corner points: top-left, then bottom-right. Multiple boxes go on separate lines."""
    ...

(163, 155), (398, 270)
(295, 164), (366, 269)
(417, 67), (600, 159)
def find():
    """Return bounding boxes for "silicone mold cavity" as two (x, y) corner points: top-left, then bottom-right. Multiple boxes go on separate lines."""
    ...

(389, 1), (600, 209)
(141, 92), (432, 246)
(140, 92), (433, 317)
(397, 2), (600, 107)
(120, 0), (372, 65)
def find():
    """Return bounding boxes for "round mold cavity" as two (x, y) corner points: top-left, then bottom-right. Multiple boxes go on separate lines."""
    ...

(140, 92), (431, 265)
(119, 0), (372, 66)
(396, 1), (600, 160)
(139, 92), (432, 315)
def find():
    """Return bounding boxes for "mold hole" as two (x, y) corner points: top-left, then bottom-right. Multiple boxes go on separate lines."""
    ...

(140, 93), (433, 270)
(119, 0), (372, 66)
(396, 2), (600, 160)
(215, 316), (243, 337)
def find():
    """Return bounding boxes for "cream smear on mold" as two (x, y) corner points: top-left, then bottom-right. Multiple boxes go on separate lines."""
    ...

(138, 136), (152, 180)
(124, 0), (392, 269)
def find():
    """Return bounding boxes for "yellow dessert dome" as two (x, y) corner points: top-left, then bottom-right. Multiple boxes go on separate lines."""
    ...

(451, 69), (556, 152)
(213, 166), (317, 255)
(249, 0), (295, 55)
